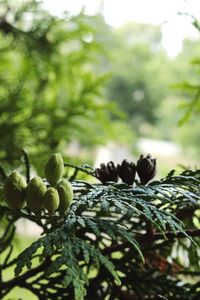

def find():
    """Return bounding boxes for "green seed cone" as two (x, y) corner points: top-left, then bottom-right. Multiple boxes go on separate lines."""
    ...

(57, 179), (73, 213)
(26, 176), (46, 214)
(4, 171), (27, 211)
(43, 187), (59, 215)
(45, 153), (64, 186)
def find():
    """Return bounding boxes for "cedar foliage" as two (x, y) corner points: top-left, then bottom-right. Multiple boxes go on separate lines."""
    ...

(0, 151), (200, 300)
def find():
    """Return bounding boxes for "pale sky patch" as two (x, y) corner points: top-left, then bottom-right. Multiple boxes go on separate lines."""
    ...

(43, 0), (200, 57)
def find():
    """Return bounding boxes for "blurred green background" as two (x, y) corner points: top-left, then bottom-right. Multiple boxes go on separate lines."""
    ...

(0, 0), (199, 178)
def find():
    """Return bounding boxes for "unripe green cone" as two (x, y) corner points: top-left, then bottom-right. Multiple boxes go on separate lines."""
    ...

(4, 171), (27, 211)
(26, 176), (46, 214)
(44, 187), (59, 215)
(45, 153), (64, 186)
(57, 179), (73, 213)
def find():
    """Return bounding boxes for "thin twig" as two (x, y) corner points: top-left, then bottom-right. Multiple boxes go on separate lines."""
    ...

(0, 165), (6, 182)
(2, 244), (13, 266)
(64, 162), (95, 177)
(21, 149), (30, 183)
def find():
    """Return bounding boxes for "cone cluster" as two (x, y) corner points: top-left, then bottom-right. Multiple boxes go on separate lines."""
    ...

(95, 154), (156, 185)
(3, 153), (73, 215)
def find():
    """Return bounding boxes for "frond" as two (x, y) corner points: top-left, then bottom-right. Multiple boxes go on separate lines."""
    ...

(13, 169), (200, 299)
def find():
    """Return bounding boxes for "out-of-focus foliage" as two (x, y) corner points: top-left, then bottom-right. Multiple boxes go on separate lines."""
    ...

(93, 17), (200, 159)
(174, 40), (200, 124)
(103, 23), (172, 133)
(0, 0), (199, 172)
(167, 16), (200, 158)
(0, 0), (121, 172)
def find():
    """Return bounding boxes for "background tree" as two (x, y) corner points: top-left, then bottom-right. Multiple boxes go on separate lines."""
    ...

(0, 0), (119, 173)
(103, 22), (172, 133)
(1, 0), (199, 171)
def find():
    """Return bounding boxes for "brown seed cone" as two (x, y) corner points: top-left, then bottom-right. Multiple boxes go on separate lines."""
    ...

(136, 154), (156, 184)
(95, 161), (118, 184)
(117, 160), (136, 185)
